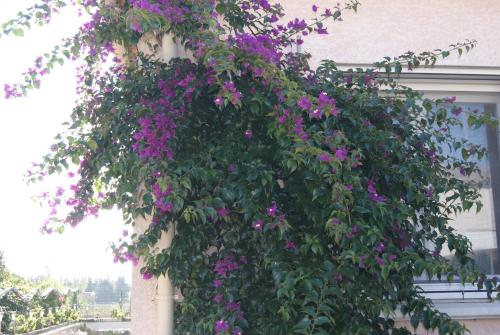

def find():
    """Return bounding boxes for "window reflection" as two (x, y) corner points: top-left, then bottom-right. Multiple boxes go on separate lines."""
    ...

(440, 103), (499, 274)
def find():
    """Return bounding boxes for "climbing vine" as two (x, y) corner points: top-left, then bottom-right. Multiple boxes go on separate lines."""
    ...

(3, 1), (499, 334)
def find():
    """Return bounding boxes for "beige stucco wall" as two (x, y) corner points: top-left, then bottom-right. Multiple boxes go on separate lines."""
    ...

(284, 0), (500, 69)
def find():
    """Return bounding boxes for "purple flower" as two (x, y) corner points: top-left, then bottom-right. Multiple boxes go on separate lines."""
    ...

(335, 147), (348, 161)
(315, 27), (328, 34)
(293, 116), (309, 140)
(388, 254), (397, 261)
(55, 187), (65, 197)
(214, 257), (239, 277)
(252, 66), (265, 77)
(244, 129), (253, 139)
(425, 186), (434, 198)
(426, 149), (436, 162)
(444, 96), (456, 104)
(266, 203), (277, 217)
(375, 257), (385, 266)
(312, 4), (318, 12)
(287, 18), (307, 31)
(4, 83), (22, 99)
(230, 91), (242, 105)
(367, 179), (386, 203)
(217, 207), (230, 218)
(214, 294), (223, 304)
(330, 218), (340, 226)
(375, 242), (385, 253)
(452, 107), (463, 116)
(226, 301), (241, 312)
(142, 272), (154, 280)
(214, 279), (223, 288)
(227, 164), (235, 173)
(285, 240), (296, 250)
(234, 33), (281, 65)
(223, 81), (236, 92)
(346, 226), (359, 239)
(297, 96), (312, 111)
(156, 200), (173, 213)
(215, 319), (230, 333)
(319, 153), (332, 163)
(345, 184), (353, 192)
(309, 109), (322, 119)
(252, 219), (263, 231)
(214, 96), (224, 107)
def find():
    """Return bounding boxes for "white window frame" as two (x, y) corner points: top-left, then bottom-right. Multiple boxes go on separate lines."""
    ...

(400, 71), (500, 318)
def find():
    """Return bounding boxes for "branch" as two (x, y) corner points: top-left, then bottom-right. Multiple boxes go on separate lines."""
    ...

(374, 39), (478, 75)
(0, 0), (68, 38)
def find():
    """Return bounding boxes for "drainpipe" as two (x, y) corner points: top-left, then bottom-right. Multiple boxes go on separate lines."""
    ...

(156, 223), (175, 335)
(156, 35), (178, 335)
(102, 1), (179, 335)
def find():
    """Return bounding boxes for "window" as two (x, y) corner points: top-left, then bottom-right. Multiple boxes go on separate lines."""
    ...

(396, 77), (500, 317)
(441, 103), (500, 274)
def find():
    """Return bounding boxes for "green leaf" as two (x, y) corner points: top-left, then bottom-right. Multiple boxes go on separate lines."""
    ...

(12, 28), (24, 36)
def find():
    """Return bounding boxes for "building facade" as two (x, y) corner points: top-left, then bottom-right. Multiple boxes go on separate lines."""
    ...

(131, 1), (500, 334)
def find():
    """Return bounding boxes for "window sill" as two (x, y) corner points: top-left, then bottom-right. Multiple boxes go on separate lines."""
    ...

(396, 283), (500, 320)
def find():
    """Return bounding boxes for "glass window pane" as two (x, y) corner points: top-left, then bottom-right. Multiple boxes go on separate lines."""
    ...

(440, 103), (498, 274)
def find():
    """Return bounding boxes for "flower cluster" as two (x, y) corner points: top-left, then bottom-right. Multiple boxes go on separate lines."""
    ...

(233, 33), (282, 65)
(130, 0), (190, 24)
(132, 66), (197, 161)
(212, 254), (246, 334)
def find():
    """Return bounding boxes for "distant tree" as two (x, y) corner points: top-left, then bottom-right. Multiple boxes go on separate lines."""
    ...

(85, 278), (96, 293)
(114, 276), (130, 300)
(94, 279), (115, 304)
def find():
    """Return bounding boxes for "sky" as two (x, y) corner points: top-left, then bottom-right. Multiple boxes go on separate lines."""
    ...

(0, 1), (131, 282)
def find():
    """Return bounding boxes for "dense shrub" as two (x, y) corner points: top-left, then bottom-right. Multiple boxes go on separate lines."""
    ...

(3, 1), (499, 334)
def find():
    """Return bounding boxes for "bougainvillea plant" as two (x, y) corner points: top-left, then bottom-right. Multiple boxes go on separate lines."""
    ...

(3, 0), (500, 334)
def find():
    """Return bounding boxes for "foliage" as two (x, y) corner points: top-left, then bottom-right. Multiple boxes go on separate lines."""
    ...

(3, 0), (500, 334)
(0, 254), (80, 333)
(111, 307), (127, 320)
(14, 307), (80, 334)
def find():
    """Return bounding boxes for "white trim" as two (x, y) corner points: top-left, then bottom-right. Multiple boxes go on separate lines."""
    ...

(417, 283), (497, 302)
(337, 63), (500, 76)
(392, 284), (500, 320)
(396, 300), (500, 321)
(398, 79), (500, 96)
